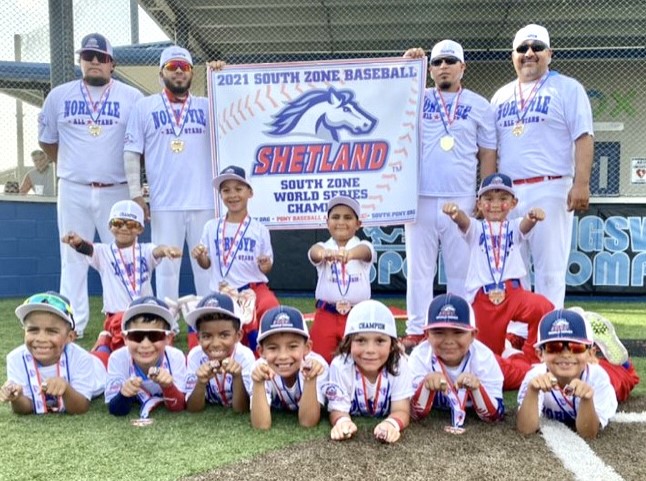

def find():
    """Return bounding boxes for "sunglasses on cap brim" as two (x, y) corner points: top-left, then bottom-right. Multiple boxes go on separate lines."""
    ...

(23, 293), (74, 321)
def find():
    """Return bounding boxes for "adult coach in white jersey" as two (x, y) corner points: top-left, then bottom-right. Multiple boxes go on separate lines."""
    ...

(124, 46), (214, 302)
(38, 33), (143, 338)
(491, 24), (594, 308)
(401, 40), (497, 348)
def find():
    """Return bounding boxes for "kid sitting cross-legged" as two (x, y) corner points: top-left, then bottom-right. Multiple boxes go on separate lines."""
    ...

(250, 306), (329, 429)
(105, 297), (186, 418)
(184, 292), (255, 413)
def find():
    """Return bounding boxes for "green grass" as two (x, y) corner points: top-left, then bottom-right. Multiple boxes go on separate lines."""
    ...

(0, 296), (644, 480)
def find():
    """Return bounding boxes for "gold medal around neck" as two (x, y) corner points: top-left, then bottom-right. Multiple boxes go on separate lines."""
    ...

(88, 124), (102, 136)
(336, 299), (352, 315)
(170, 139), (185, 153)
(512, 122), (524, 137)
(487, 288), (506, 306)
(440, 135), (455, 151)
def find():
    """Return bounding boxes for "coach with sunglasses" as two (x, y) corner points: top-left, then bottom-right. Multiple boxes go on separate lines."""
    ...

(38, 33), (143, 339)
(400, 40), (497, 350)
(124, 46), (214, 308)
(491, 25), (594, 314)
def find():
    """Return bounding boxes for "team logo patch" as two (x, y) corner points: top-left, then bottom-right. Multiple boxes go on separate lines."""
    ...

(547, 319), (574, 337)
(437, 304), (459, 321)
(321, 382), (348, 402)
(269, 312), (294, 328)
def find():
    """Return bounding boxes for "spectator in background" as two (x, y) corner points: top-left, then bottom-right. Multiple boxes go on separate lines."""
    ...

(19, 150), (56, 196)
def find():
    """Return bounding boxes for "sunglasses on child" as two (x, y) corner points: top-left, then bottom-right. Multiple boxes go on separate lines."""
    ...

(430, 57), (460, 67)
(110, 219), (140, 229)
(515, 43), (548, 54)
(124, 330), (170, 343)
(80, 51), (112, 63)
(541, 341), (589, 354)
(163, 61), (192, 72)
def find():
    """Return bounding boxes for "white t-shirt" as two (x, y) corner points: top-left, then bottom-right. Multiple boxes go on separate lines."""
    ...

(6, 343), (106, 405)
(420, 87), (497, 196)
(311, 236), (375, 304)
(124, 94), (215, 211)
(185, 342), (255, 405)
(251, 352), (329, 411)
(408, 339), (503, 413)
(462, 217), (530, 303)
(104, 345), (187, 403)
(517, 363), (617, 428)
(87, 242), (161, 313)
(326, 354), (414, 417)
(491, 71), (594, 179)
(200, 216), (273, 291)
(39, 79), (143, 184)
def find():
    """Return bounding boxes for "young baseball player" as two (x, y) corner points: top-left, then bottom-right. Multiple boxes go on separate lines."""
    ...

(442, 173), (554, 390)
(325, 300), (413, 444)
(308, 195), (375, 363)
(409, 294), (504, 433)
(104, 297), (186, 417)
(184, 292), (255, 413)
(517, 309), (618, 439)
(192, 165), (279, 352)
(1, 292), (106, 415)
(250, 305), (329, 430)
(62, 200), (182, 367)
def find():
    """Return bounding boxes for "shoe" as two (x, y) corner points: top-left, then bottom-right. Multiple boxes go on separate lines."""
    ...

(505, 333), (526, 351)
(585, 311), (629, 365)
(400, 334), (425, 351)
(91, 331), (112, 352)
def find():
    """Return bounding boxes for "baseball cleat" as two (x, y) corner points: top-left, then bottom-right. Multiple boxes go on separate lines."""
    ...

(585, 311), (629, 366)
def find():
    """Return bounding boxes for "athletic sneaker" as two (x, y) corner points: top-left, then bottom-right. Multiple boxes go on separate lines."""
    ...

(400, 334), (425, 353)
(585, 311), (629, 366)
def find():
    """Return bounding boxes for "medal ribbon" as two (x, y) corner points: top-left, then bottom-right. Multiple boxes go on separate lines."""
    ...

(129, 353), (171, 419)
(110, 242), (144, 300)
(548, 366), (588, 421)
(330, 257), (351, 299)
(271, 375), (302, 411)
(216, 216), (252, 280)
(482, 220), (510, 286)
(79, 79), (113, 125)
(202, 346), (236, 406)
(433, 87), (463, 136)
(431, 352), (471, 428)
(513, 71), (551, 126)
(160, 90), (192, 139)
(22, 347), (69, 414)
(352, 367), (390, 417)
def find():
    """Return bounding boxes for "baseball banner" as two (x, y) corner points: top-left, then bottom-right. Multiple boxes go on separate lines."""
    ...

(208, 57), (427, 229)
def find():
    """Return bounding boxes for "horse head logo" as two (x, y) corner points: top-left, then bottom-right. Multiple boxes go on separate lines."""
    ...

(267, 87), (377, 141)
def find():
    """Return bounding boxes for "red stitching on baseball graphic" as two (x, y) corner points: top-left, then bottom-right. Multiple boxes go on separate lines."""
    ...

(229, 102), (240, 126)
(237, 98), (247, 122)
(245, 95), (254, 117)
(280, 83), (292, 101)
(368, 195), (383, 202)
(403, 122), (415, 130)
(376, 183), (391, 191)
(394, 147), (408, 157)
(254, 90), (266, 112)
(266, 85), (278, 108)
(398, 132), (412, 143)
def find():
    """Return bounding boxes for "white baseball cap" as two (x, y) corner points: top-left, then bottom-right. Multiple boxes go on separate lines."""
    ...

(327, 195), (361, 217)
(513, 24), (551, 50)
(343, 300), (397, 339)
(159, 45), (193, 68)
(430, 40), (464, 63)
(109, 200), (144, 227)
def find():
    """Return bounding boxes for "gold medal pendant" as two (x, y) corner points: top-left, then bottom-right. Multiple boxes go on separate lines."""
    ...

(440, 135), (455, 151)
(88, 124), (102, 136)
(335, 299), (352, 315)
(487, 288), (506, 306)
(512, 122), (524, 137)
(170, 139), (185, 153)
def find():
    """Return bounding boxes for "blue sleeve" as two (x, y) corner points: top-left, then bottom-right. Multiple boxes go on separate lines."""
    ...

(108, 392), (135, 416)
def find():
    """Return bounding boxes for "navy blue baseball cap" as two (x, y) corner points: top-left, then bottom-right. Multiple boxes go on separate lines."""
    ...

(478, 173), (515, 197)
(122, 296), (176, 332)
(16, 291), (75, 330)
(213, 165), (251, 190)
(76, 33), (114, 59)
(424, 293), (476, 331)
(535, 309), (594, 348)
(184, 292), (240, 330)
(257, 306), (309, 343)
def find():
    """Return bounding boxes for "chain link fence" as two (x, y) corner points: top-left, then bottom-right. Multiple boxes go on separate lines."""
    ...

(1, 0), (645, 199)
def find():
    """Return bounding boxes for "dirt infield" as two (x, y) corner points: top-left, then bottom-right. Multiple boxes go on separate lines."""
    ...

(184, 397), (646, 481)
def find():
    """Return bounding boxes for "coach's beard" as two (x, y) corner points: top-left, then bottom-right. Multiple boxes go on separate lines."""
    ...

(164, 78), (192, 97)
(84, 75), (110, 87)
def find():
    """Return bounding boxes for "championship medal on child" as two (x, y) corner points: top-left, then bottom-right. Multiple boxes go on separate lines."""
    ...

(160, 89), (191, 154)
(487, 287), (506, 306)
(332, 247), (352, 315)
(483, 220), (510, 306)
(80, 79), (113, 137)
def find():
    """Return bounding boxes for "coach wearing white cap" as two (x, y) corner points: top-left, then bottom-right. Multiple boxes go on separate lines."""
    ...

(490, 24), (594, 309)
(400, 40), (497, 349)
(124, 45), (216, 304)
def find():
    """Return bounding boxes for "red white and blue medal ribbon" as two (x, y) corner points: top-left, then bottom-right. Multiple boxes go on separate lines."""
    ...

(353, 367), (390, 417)
(23, 347), (69, 414)
(513, 71), (552, 127)
(482, 220), (510, 287)
(201, 348), (236, 406)
(431, 352), (471, 429)
(549, 366), (588, 421)
(129, 353), (170, 419)
(110, 242), (144, 300)
(79, 79), (113, 127)
(216, 216), (251, 280)
(271, 375), (302, 411)
(160, 90), (192, 139)
(433, 87), (463, 136)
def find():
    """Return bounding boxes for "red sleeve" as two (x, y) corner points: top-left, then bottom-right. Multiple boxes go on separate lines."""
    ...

(162, 384), (186, 412)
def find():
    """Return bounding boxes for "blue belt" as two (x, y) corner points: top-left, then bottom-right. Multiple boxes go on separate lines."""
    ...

(238, 282), (265, 292)
(482, 279), (521, 294)
(315, 300), (347, 315)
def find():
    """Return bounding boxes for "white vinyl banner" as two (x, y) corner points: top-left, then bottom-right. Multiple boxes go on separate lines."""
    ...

(208, 57), (426, 229)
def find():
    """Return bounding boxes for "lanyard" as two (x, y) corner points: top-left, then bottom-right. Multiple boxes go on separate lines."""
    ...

(433, 87), (463, 135)
(513, 71), (551, 124)
(160, 89), (192, 138)
(482, 220), (509, 285)
(216, 216), (251, 280)
(79, 79), (113, 124)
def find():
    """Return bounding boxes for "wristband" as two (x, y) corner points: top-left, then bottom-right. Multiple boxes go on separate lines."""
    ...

(384, 416), (403, 432)
(335, 416), (352, 426)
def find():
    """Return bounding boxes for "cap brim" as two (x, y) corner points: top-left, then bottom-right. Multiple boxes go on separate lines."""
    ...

(477, 185), (516, 197)
(257, 327), (309, 343)
(15, 304), (75, 330)
(184, 306), (240, 330)
(423, 322), (474, 331)
(212, 174), (251, 190)
(75, 47), (112, 57)
(122, 305), (176, 332)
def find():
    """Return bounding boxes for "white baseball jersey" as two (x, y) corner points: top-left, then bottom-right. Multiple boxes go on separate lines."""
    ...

(408, 339), (504, 412)
(6, 343), (106, 405)
(252, 352), (329, 411)
(124, 94), (215, 211)
(517, 363), (617, 428)
(104, 345), (187, 403)
(185, 342), (255, 405)
(200, 217), (273, 291)
(462, 217), (531, 303)
(39, 79), (143, 183)
(326, 354), (414, 417)
(491, 71), (594, 179)
(87, 242), (161, 313)
(420, 87), (497, 196)
(311, 237), (375, 304)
